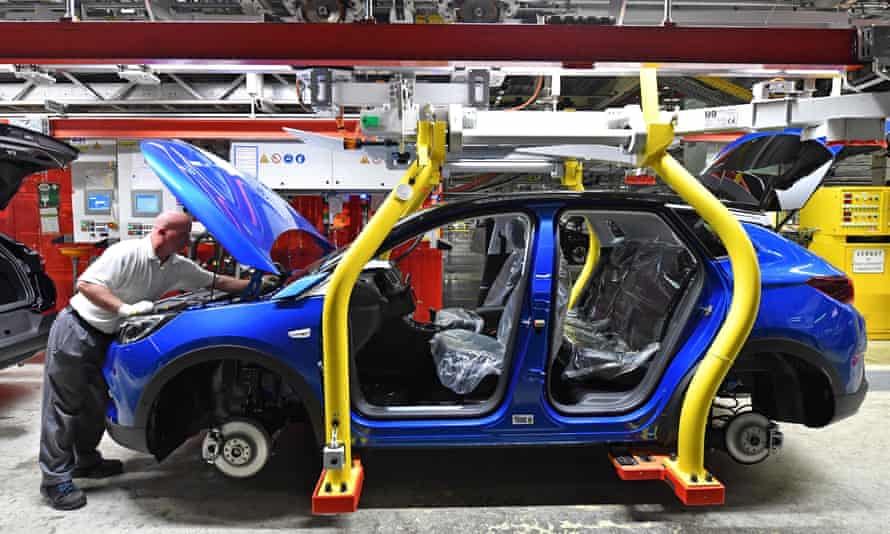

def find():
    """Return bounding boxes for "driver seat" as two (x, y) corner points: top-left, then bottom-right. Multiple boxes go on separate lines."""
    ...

(428, 220), (528, 395)
(433, 218), (527, 333)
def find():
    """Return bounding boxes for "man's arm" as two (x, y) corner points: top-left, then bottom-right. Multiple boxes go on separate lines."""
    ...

(76, 280), (153, 317)
(210, 275), (251, 294)
(77, 280), (126, 313)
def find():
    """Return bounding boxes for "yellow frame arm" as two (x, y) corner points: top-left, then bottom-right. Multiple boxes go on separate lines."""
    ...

(318, 120), (446, 494)
(639, 68), (761, 482)
(563, 160), (601, 310)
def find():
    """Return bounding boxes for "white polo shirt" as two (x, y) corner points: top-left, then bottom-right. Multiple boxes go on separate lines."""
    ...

(69, 236), (216, 334)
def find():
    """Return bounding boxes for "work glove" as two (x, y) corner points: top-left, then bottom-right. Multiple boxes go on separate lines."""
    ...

(261, 274), (281, 292)
(118, 300), (155, 318)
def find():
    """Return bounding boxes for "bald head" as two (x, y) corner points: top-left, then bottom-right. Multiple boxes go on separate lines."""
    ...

(155, 211), (193, 232)
(151, 211), (194, 261)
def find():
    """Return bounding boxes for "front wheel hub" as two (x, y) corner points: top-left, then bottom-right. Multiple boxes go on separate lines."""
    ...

(223, 437), (253, 466)
(201, 418), (272, 478)
(723, 411), (781, 465)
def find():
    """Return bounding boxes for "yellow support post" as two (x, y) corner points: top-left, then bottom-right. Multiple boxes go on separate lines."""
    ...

(312, 119), (446, 514)
(562, 160), (600, 310)
(638, 67), (761, 504)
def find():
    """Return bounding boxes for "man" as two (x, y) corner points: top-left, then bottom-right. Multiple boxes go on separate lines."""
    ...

(39, 211), (268, 510)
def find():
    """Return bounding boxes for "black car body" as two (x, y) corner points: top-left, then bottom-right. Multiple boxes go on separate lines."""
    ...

(0, 124), (78, 368)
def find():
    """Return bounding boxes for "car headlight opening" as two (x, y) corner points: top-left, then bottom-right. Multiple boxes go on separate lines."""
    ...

(118, 314), (173, 344)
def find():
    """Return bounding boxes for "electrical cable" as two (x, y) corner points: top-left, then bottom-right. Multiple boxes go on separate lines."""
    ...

(295, 77), (313, 113)
(507, 76), (544, 111)
(447, 173), (497, 193)
(467, 173), (518, 192)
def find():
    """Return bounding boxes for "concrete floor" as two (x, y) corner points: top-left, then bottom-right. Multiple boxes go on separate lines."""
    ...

(1, 364), (889, 534)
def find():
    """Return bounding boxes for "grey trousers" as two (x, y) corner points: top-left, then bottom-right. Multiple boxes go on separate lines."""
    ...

(39, 307), (114, 486)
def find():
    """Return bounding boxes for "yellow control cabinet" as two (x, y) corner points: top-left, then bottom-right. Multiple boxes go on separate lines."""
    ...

(799, 186), (890, 339)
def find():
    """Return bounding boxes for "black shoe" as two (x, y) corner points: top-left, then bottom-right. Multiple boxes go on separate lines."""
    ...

(40, 481), (87, 511)
(72, 459), (124, 479)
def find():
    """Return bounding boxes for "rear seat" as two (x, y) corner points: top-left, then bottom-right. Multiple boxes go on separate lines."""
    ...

(561, 239), (695, 383)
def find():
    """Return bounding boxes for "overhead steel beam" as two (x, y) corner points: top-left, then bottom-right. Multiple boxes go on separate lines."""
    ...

(110, 81), (138, 100)
(0, 22), (860, 66)
(218, 74), (247, 100)
(166, 73), (206, 100)
(12, 81), (36, 101)
(48, 117), (359, 139)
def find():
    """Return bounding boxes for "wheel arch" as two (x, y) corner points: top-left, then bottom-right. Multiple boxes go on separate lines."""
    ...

(136, 345), (324, 454)
(653, 336), (841, 445)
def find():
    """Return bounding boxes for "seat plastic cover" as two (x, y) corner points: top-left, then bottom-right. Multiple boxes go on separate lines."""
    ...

(562, 316), (660, 381)
(430, 329), (505, 394)
(429, 219), (527, 394)
(559, 239), (694, 383)
(483, 218), (527, 307)
(434, 308), (484, 333)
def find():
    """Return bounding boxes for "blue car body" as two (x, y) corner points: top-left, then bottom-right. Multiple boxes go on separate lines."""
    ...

(103, 137), (868, 460)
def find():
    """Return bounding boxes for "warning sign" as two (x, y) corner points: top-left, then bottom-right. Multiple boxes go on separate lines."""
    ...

(283, 154), (294, 164)
(853, 249), (884, 273)
(260, 154), (269, 164)
(360, 155), (370, 164)
(271, 153), (282, 164)
(296, 153), (306, 164)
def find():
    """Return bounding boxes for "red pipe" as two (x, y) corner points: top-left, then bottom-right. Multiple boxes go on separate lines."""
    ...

(50, 118), (358, 139)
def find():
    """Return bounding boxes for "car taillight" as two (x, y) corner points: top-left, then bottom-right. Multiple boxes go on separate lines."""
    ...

(807, 275), (854, 305)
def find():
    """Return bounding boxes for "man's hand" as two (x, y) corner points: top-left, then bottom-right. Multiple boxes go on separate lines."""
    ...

(117, 300), (154, 318)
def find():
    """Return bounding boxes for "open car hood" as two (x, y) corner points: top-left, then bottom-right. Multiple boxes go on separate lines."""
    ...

(699, 132), (835, 212)
(0, 124), (78, 210)
(140, 139), (332, 274)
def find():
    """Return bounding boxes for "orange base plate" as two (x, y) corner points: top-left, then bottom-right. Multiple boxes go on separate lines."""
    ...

(609, 453), (665, 481)
(662, 464), (725, 506)
(609, 453), (725, 506)
(312, 460), (365, 514)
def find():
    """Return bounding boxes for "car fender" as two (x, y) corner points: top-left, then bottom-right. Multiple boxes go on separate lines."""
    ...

(653, 335), (846, 445)
(135, 344), (323, 446)
(738, 337), (843, 397)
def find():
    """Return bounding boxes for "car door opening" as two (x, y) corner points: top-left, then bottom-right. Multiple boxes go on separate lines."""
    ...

(350, 213), (532, 417)
(548, 210), (705, 414)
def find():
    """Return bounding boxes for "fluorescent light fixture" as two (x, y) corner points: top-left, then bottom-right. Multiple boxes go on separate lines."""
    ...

(444, 159), (562, 176)
(118, 65), (162, 85)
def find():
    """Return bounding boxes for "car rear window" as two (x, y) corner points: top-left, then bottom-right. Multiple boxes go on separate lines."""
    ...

(674, 209), (727, 257)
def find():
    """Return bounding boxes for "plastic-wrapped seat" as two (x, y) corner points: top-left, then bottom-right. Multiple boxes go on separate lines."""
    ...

(433, 218), (526, 332)
(429, 220), (527, 395)
(561, 240), (695, 383)
(432, 308), (484, 333)
(429, 285), (522, 394)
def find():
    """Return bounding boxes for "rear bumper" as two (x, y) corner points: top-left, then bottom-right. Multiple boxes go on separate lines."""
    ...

(106, 418), (149, 454)
(834, 376), (868, 422)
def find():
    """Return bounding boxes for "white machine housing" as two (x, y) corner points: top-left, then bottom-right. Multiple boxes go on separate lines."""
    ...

(116, 140), (182, 240)
(230, 141), (407, 191)
(71, 139), (120, 243)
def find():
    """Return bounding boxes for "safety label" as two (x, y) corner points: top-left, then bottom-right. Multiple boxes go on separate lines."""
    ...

(703, 109), (739, 129)
(853, 249), (884, 273)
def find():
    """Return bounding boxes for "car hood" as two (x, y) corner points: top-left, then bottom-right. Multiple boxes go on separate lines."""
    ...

(700, 131), (835, 212)
(0, 124), (79, 210)
(140, 139), (332, 274)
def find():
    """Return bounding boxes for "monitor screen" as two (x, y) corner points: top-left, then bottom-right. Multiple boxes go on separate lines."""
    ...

(133, 190), (162, 217)
(85, 190), (112, 215)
